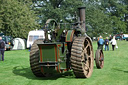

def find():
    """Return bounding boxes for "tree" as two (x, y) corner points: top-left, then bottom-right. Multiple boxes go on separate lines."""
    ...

(0, 0), (39, 39)
(32, 0), (83, 25)
(83, 0), (113, 37)
(86, 0), (128, 35)
(100, 0), (128, 34)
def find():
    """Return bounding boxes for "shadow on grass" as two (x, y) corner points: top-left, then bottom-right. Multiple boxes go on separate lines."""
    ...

(112, 68), (128, 73)
(13, 66), (75, 80)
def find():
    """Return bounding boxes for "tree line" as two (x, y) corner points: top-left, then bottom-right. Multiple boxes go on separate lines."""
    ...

(0, 0), (128, 39)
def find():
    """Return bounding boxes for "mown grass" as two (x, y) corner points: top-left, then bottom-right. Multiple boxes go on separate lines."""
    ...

(0, 40), (128, 85)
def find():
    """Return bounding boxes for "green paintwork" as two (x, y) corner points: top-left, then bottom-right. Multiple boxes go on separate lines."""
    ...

(38, 43), (68, 73)
(58, 43), (67, 69)
(66, 30), (74, 42)
(41, 45), (56, 62)
(38, 44), (57, 73)
(56, 29), (63, 41)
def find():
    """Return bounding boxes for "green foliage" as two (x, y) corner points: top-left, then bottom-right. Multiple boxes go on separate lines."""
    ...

(85, 0), (128, 37)
(32, 0), (83, 25)
(111, 16), (127, 34)
(84, 1), (112, 37)
(86, 6), (113, 37)
(0, 0), (128, 39)
(101, 0), (128, 34)
(0, 0), (39, 39)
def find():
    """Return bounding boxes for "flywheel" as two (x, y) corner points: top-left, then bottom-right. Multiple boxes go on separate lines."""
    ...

(71, 37), (94, 78)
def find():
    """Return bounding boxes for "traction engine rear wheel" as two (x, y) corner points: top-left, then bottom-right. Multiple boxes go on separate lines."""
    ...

(30, 39), (45, 77)
(95, 49), (104, 69)
(71, 37), (94, 78)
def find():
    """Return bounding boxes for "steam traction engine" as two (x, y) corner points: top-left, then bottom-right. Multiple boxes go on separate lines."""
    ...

(30, 7), (104, 78)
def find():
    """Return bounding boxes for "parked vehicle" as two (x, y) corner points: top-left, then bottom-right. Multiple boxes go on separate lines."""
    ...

(2, 36), (14, 50)
(122, 34), (128, 40)
(27, 29), (51, 48)
(115, 34), (123, 40)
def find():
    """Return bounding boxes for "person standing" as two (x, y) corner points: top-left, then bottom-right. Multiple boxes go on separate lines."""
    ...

(97, 37), (100, 49)
(109, 35), (112, 41)
(0, 37), (6, 61)
(98, 36), (104, 50)
(104, 37), (109, 51)
(110, 36), (117, 51)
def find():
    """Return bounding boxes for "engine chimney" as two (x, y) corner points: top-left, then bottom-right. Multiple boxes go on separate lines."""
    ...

(78, 7), (86, 33)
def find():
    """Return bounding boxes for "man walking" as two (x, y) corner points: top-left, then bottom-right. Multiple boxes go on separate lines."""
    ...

(0, 37), (6, 61)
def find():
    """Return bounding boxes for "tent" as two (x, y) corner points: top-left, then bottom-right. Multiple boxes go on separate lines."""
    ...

(12, 38), (26, 50)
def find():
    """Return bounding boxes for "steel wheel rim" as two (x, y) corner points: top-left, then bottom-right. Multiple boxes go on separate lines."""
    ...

(82, 38), (93, 77)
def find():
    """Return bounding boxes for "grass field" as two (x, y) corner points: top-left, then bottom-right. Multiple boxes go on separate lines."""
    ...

(0, 40), (128, 85)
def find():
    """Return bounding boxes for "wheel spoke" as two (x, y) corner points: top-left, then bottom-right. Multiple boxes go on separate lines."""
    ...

(84, 65), (89, 71)
(85, 44), (89, 50)
(84, 47), (91, 57)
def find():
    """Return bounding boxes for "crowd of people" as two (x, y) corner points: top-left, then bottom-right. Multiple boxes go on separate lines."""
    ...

(97, 35), (118, 51)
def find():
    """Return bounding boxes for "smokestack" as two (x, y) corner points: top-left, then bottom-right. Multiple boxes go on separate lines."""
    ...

(78, 7), (86, 33)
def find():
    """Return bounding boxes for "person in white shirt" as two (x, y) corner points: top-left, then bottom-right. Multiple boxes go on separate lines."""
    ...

(110, 36), (117, 51)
